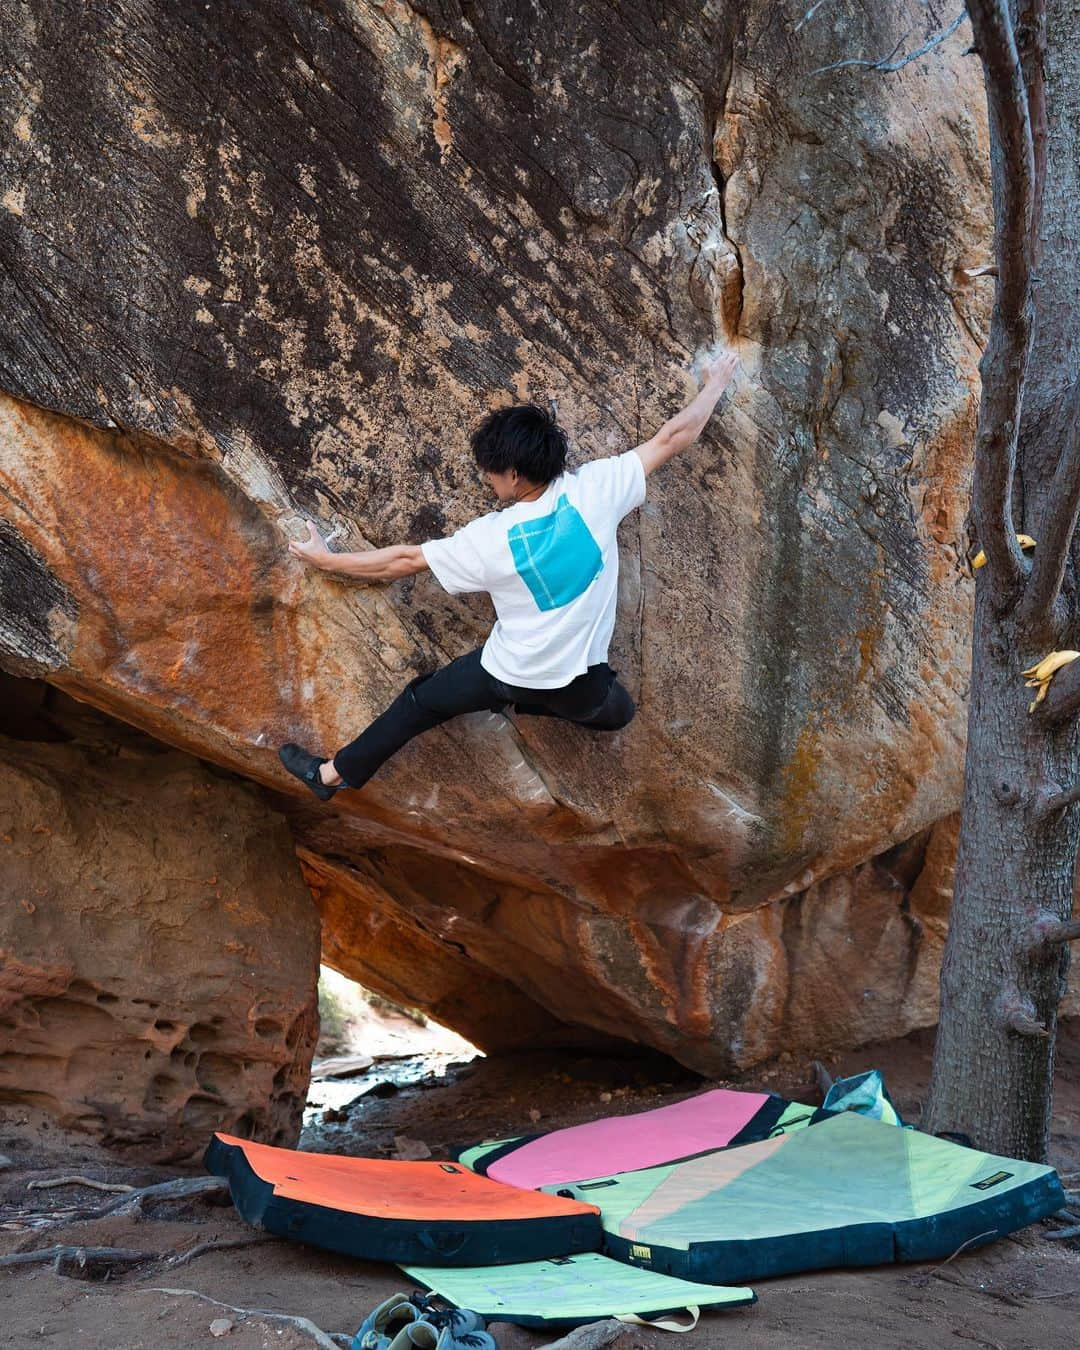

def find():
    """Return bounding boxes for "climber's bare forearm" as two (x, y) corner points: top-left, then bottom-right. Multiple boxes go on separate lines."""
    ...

(319, 544), (427, 579)
(288, 530), (428, 580)
(634, 351), (740, 476)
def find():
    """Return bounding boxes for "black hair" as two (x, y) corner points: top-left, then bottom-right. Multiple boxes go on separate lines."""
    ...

(469, 402), (568, 485)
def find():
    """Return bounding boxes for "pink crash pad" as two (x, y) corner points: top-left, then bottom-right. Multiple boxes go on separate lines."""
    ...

(477, 1088), (777, 1189)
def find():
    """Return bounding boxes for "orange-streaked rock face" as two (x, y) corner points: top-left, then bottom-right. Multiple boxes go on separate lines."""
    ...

(0, 1), (998, 1071)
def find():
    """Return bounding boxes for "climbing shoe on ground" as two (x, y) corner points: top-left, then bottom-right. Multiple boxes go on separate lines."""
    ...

(386, 1324), (496, 1350)
(278, 742), (340, 801)
(352, 1294), (487, 1350)
(444, 1329), (495, 1350)
(422, 1303), (488, 1343)
(351, 1292), (421, 1349)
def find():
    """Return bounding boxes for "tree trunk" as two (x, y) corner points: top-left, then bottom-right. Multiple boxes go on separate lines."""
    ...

(924, 587), (1079, 1157)
(925, 0), (1079, 1159)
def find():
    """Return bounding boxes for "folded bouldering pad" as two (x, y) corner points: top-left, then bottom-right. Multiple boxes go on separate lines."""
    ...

(205, 1133), (602, 1266)
(545, 1112), (1063, 1283)
(401, 1250), (755, 1328)
(456, 1087), (821, 1189)
(822, 1068), (905, 1125)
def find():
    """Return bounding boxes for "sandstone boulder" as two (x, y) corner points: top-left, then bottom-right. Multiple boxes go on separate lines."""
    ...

(0, 680), (320, 1160)
(0, 2), (997, 1069)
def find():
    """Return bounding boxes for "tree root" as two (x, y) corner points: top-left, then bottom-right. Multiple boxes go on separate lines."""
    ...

(907, 1230), (998, 1288)
(140, 1287), (351, 1348)
(15, 1175), (227, 1246)
(94, 1175), (227, 1219)
(169, 1234), (273, 1268)
(0, 1245), (155, 1278)
(4, 1233), (274, 1281)
(26, 1176), (136, 1194)
(137, 1234), (277, 1277)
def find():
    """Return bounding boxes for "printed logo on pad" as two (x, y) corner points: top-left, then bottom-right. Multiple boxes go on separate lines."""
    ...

(971, 1171), (1014, 1190)
(630, 1244), (652, 1261)
(508, 494), (602, 611)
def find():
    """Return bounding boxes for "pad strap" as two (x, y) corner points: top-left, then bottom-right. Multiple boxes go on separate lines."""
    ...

(615, 1306), (700, 1333)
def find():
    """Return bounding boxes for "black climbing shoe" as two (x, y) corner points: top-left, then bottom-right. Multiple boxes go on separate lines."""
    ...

(278, 743), (341, 801)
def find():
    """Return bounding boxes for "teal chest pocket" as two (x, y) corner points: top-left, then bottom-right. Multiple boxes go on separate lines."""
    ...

(508, 494), (603, 612)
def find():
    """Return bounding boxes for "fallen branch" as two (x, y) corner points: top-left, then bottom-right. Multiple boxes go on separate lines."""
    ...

(26, 1176), (135, 1194)
(0, 1245), (155, 1278)
(1045, 1224), (1080, 1240)
(141, 1288), (351, 1349)
(4, 1233), (274, 1283)
(55, 1246), (153, 1281)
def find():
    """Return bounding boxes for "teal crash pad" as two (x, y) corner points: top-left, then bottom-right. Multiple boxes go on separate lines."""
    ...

(548, 1111), (1064, 1284)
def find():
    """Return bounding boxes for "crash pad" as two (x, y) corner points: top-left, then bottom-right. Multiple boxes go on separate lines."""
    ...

(204, 1133), (602, 1266)
(543, 1111), (1064, 1283)
(822, 1069), (905, 1126)
(456, 1087), (821, 1189)
(401, 1251), (755, 1328)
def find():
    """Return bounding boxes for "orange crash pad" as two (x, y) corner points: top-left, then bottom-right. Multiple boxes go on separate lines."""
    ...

(204, 1133), (602, 1266)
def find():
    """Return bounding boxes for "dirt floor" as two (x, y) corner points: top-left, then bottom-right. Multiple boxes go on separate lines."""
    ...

(4, 1023), (1080, 1349)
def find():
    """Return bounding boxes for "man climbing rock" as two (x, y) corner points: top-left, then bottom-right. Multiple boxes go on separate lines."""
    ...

(279, 350), (740, 799)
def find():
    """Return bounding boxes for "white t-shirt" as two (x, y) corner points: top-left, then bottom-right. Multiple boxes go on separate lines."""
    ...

(421, 450), (647, 688)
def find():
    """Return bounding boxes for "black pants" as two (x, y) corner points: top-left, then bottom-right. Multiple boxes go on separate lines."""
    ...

(333, 647), (636, 789)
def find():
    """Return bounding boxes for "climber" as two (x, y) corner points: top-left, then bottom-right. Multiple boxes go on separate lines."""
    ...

(279, 350), (741, 799)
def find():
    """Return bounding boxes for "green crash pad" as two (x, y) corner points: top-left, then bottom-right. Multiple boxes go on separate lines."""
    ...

(402, 1250), (755, 1328)
(544, 1111), (1064, 1284)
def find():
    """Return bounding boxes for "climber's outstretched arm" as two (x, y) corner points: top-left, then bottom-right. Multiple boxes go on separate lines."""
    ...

(288, 524), (429, 579)
(634, 350), (740, 476)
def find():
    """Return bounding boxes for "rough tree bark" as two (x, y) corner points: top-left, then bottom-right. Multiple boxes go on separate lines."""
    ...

(924, 0), (1080, 1159)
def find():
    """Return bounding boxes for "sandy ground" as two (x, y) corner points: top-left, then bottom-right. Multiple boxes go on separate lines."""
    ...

(4, 1023), (1080, 1349)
